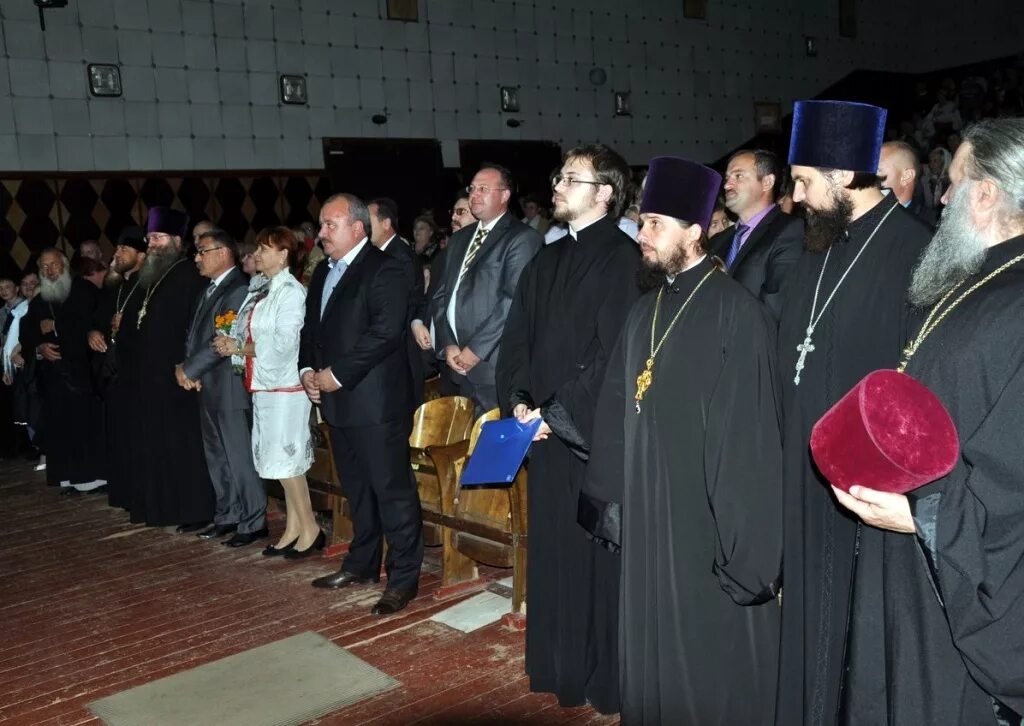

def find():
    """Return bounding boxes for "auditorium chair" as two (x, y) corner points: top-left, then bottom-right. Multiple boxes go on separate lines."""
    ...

(432, 408), (529, 615)
(408, 396), (476, 547)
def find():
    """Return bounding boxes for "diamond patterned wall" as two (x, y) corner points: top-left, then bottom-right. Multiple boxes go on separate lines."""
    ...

(0, 172), (331, 271)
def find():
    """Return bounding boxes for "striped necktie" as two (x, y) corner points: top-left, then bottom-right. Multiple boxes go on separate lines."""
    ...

(725, 223), (749, 269)
(458, 225), (489, 282)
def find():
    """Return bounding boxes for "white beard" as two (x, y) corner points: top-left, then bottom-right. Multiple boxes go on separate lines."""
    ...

(39, 269), (72, 304)
(908, 182), (988, 308)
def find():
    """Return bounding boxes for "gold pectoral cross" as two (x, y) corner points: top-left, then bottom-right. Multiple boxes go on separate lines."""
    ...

(634, 357), (654, 413)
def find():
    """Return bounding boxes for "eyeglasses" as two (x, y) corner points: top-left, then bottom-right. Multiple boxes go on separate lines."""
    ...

(145, 232), (171, 244)
(465, 185), (508, 196)
(451, 207), (470, 216)
(194, 246), (225, 257)
(551, 175), (604, 190)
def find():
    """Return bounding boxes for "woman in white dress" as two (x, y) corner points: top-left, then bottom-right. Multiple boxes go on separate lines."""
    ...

(213, 226), (323, 558)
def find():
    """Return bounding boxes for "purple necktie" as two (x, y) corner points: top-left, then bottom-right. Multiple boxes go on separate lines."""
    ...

(725, 223), (749, 269)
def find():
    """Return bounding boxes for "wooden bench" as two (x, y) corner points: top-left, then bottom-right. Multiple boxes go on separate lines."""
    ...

(430, 408), (529, 615)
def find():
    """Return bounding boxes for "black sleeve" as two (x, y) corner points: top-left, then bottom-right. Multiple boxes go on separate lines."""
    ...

(495, 258), (535, 415)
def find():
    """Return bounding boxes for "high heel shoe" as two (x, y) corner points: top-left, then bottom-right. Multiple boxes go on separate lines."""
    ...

(284, 530), (326, 560)
(262, 538), (298, 557)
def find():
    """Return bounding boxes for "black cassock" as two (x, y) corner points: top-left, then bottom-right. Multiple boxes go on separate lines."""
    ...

(883, 234), (1024, 724)
(125, 260), (214, 526)
(775, 196), (931, 725)
(497, 217), (640, 714)
(93, 274), (143, 509)
(580, 257), (783, 725)
(21, 277), (105, 486)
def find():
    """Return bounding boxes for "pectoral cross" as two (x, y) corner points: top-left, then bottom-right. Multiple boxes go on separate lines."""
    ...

(794, 330), (815, 386)
(136, 304), (147, 329)
(110, 312), (122, 342)
(634, 357), (654, 413)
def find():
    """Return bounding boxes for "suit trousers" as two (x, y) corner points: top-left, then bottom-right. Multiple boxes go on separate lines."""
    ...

(329, 420), (424, 591)
(199, 405), (266, 533)
(458, 375), (498, 416)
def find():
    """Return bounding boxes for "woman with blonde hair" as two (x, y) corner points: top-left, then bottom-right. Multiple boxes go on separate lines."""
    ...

(213, 226), (323, 557)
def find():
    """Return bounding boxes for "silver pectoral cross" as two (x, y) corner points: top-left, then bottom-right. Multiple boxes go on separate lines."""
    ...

(794, 329), (816, 386)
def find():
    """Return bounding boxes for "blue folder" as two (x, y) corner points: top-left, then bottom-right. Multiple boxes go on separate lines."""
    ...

(459, 417), (542, 487)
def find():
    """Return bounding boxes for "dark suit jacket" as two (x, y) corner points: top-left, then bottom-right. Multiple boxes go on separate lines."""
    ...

(299, 241), (409, 428)
(381, 235), (426, 412)
(430, 212), (542, 388)
(709, 205), (803, 321)
(182, 267), (250, 411)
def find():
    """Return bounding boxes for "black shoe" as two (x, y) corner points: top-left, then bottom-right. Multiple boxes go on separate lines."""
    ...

(176, 521), (210, 534)
(311, 570), (380, 590)
(283, 530), (326, 560)
(262, 538), (298, 557)
(223, 527), (270, 547)
(197, 523), (237, 540)
(371, 588), (417, 615)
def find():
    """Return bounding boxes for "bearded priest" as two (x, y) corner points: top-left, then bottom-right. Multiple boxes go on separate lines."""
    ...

(580, 157), (784, 724)
(774, 100), (934, 725)
(125, 207), (214, 529)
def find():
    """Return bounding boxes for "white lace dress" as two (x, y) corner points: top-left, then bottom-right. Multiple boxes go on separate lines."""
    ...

(239, 270), (313, 479)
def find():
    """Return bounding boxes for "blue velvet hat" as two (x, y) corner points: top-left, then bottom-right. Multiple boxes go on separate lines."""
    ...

(640, 156), (722, 230)
(145, 206), (189, 238)
(788, 100), (888, 172)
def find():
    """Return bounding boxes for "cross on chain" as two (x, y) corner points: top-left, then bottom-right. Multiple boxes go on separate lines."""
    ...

(793, 328), (816, 385)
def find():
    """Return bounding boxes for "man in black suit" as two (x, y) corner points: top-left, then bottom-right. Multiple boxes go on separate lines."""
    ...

(300, 193), (423, 615)
(177, 228), (266, 547)
(368, 197), (426, 414)
(709, 149), (803, 320)
(430, 164), (543, 412)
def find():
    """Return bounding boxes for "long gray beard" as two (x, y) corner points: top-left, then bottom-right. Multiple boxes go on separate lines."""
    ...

(137, 247), (181, 288)
(908, 183), (987, 308)
(39, 270), (72, 304)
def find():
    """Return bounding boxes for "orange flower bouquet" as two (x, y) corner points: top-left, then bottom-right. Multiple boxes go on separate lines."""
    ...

(215, 310), (244, 374)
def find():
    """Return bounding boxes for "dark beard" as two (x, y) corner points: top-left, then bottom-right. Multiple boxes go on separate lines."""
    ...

(137, 247), (181, 288)
(39, 270), (72, 304)
(637, 244), (690, 291)
(908, 182), (986, 308)
(103, 270), (123, 288)
(803, 191), (854, 252)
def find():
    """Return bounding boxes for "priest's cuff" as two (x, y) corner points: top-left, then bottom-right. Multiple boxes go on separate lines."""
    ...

(577, 493), (621, 553)
(507, 389), (535, 412)
(539, 396), (589, 461)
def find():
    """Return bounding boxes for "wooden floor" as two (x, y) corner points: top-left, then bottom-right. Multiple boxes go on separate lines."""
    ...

(0, 460), (617, 725)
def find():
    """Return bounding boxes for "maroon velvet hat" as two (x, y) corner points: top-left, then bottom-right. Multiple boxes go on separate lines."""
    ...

(810, 370), (959, 494)
(146, 206), (189, 238)
(639, 156), (722, 231)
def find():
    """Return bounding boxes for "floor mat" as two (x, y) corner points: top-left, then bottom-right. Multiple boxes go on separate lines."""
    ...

(88, 631), (398, 726)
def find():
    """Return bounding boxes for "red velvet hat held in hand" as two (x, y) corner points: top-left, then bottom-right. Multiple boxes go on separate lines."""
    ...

(810, 370), (959, 494)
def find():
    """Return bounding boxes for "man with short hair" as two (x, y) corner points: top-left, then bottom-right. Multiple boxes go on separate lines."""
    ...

(301, 194), (423, 615)
(79, 239), (103, 263)
(519, 193), (550, 235)
(124, 207), (214, 529)
(431, 164), (542, 411)
(710, 149), (803, 320)
(179, 228), (266, 546)
(829, 116), (1024, 724)
(498, 143), (640, 714)
(450, 196), (473, 233)
(581, 156), (784, 723)
(369, 197), (426, 412)
(878, 140), (937, 225)
(775, 101), (933, 725)
(20, 249), (106, 492)
(88, 226), (146, 509)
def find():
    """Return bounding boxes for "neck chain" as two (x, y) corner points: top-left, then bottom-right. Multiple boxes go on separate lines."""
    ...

(634, 267), (716, 413)
(110, 279), (140, 342)
(793, 202), (899, 385)
(137, 259), (185, 328)
(898, 252), (1024, 373)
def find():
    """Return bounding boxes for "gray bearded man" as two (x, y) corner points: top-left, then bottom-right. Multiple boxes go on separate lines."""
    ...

(21, 248), (106, 492)
(122, 208), (215, 529)
(831, 118), (1024, 724)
